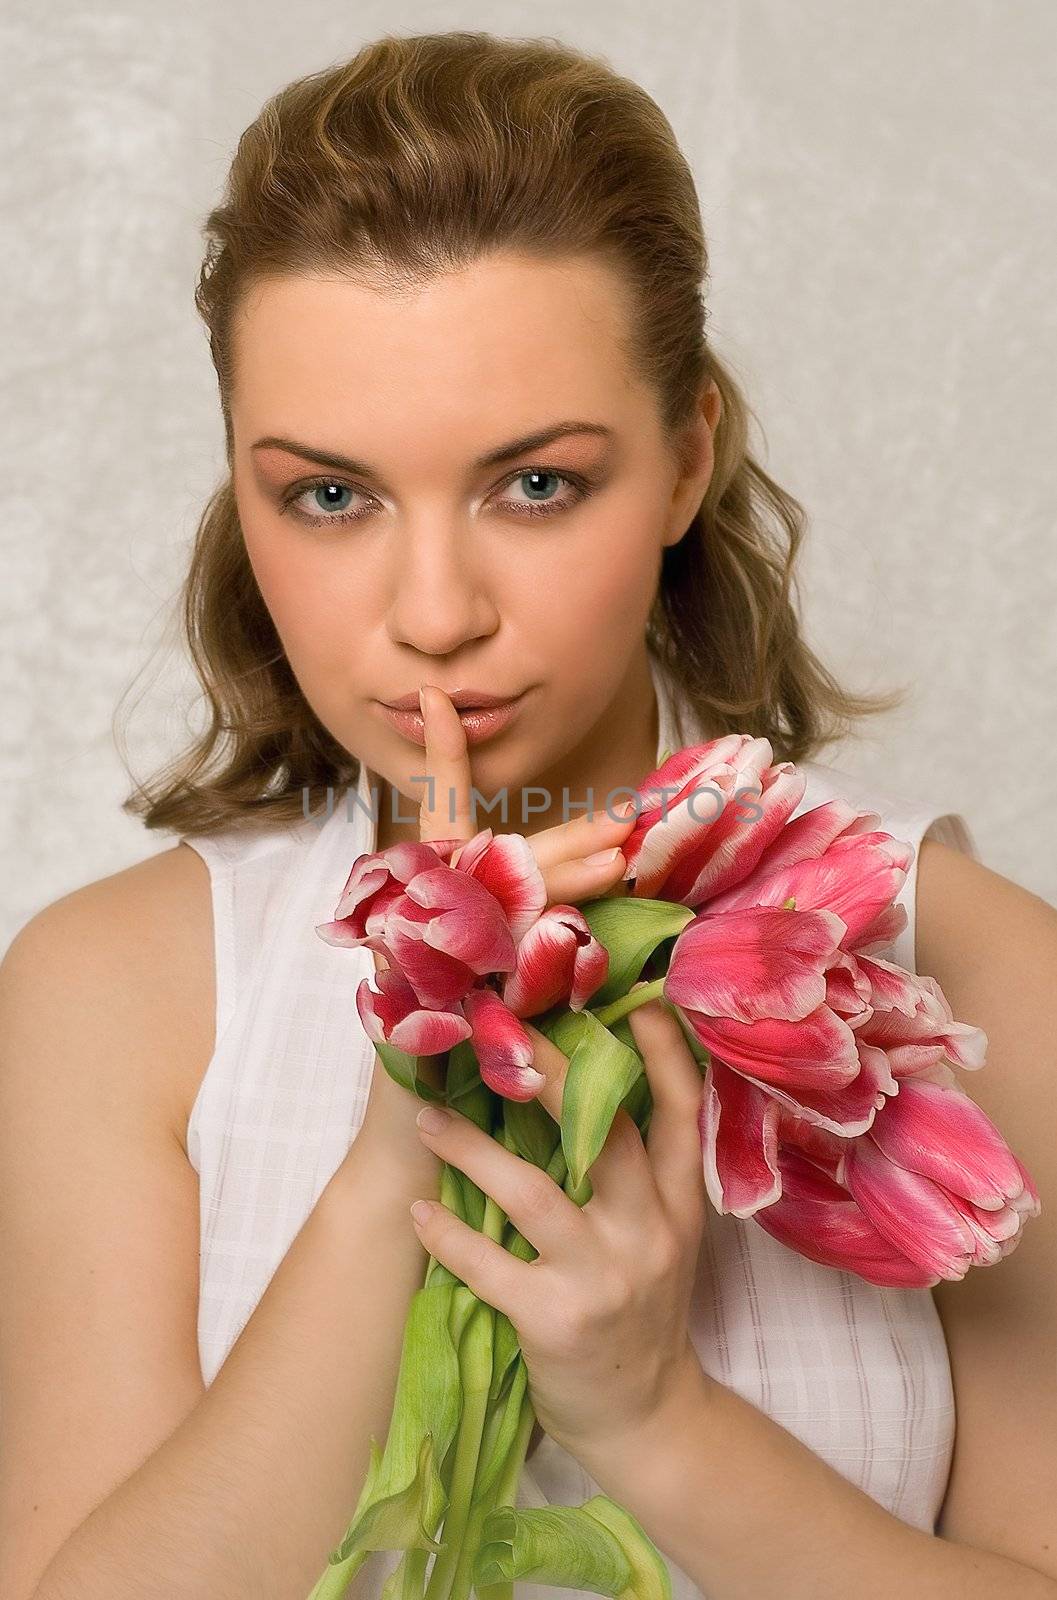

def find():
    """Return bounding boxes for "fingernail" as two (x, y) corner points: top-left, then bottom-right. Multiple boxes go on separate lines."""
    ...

(410, 1199), (435, 1224)
(419, 686), (429, 718)
(583, 846), (622, 866)
(417, 1104), (450, 1133)
(613, 799), (637, 818)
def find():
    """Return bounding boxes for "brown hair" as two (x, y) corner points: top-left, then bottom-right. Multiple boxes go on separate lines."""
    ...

(118, 29), (905, 838)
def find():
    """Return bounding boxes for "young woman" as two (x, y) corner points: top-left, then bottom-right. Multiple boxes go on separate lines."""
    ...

(1, 29), (1054, 1600)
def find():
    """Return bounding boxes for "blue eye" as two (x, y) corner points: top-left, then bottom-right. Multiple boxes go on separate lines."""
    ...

(498, 470), (589, 518)
(279, 467), (594, 527)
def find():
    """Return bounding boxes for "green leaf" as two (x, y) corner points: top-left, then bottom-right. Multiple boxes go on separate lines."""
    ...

(474, 1503), (632, 1593)
(502, 1093), (562, 1170)
(445, 1040), (494, 1133)
(581, 1497), (674, 1600)
(475, 1356), (531, 1504)
(488, 1307), (524, 1404)
(540, 1010), (648, 1191)
(329, 1283), (466, 1561)
(332, 1432), (446, 1560)
(576, 898), (695, 1006)
(444, 1163), (487, 1233)
(374, 1039), (447, 1106)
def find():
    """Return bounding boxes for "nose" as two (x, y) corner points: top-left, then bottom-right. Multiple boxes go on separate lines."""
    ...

(385, 519), (499, 657)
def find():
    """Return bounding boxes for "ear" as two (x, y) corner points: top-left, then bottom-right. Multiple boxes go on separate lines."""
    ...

(662, 379), (723, 549)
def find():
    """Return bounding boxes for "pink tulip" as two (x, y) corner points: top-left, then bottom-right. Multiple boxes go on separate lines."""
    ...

(664, 905), (867, 1097)
(706, 812), (914, 952)
(462, 985), (547, 1101)
(446, 828), (548, 944)
(354, 967), (550, 1102)
(619, 737), (807, 905)
(851, 956), (988, 1076)
(837, 1076), (1041, 1278)
(752, 1145), (942, 1288)
(355, 964), (471, 1057)
(317, 827), (548, 1009)
(700, 1044), (897, 1218)
(742, 1075), (1039, 1286)
(500, 904), (610, 1017)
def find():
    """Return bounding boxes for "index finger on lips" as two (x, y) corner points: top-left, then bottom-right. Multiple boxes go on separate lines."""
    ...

(625, 994), (708, 1218)
(418, 685), (477, 844)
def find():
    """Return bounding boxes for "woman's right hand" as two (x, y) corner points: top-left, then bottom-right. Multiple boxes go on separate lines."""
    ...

(354, 685), (640, 1178)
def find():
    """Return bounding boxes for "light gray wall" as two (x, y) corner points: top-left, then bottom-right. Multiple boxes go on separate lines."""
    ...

(3, 0), (1055, 951)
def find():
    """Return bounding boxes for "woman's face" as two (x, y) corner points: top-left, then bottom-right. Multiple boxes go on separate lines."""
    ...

(230, 251), (720, 836)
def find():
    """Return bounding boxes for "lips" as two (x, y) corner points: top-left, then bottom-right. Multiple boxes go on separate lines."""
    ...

(375, 689), (530, 747)
(383, 688), (523, 711)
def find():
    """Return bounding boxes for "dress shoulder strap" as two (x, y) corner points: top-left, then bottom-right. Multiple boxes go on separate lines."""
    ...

(179, 810), (321, 1058)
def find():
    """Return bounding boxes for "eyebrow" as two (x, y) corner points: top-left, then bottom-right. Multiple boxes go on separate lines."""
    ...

(250, 420), (615, 478)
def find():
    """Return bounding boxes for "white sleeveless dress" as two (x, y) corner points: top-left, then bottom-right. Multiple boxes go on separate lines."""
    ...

(181, 651), (979, 1598)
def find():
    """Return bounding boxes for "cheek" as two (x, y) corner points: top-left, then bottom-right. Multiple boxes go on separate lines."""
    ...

(242, 521), (357, 667)
(523, 519), (661, 650)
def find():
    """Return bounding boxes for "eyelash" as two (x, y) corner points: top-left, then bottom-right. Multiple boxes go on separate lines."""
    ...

(278, 466), (595, 527)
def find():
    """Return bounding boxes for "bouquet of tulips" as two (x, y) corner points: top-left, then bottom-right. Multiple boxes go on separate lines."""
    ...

(305, 735), (1041, 1600)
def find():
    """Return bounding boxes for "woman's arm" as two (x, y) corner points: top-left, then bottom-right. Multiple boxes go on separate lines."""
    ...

(577, 839), (1057, 1599)
(919, 841), (1057, 1572)
(0, 871), (449, 1600)
(27, 1141), (442, 1600)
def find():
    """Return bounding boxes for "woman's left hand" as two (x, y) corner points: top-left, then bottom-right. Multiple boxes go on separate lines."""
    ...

(409, 993), (712, 1468)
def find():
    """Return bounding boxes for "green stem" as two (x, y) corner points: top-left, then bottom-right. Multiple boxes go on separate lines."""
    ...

(421, 1191), (505, 1600)
(472, 1383), (538, 1600)
(481, 1192), (507, 1247)
(305, 1545), (370, 1599)
(445, 1375), (514, 1600)
(490, 1380), (537, 1511)
(399, 1546), (430, 1600)
(589, 975), (668, 1028)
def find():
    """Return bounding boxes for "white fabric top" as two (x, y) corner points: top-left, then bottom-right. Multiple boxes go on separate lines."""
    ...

(181, 652), (980, 1597)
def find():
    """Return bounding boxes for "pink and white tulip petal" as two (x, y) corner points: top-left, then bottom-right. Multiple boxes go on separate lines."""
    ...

(854, 963), (989, 1075)
(703, 832), (912, 950)
(718, 1039), (895, 1139)
(754, 1156), (940, 1288)
(665, 906), (849, 1025)
(622, 738), (808, 906)
(355, 968), (471, 1056)
(866, 1076), (1030, 1211)
(700, 1057), (783, 1216)
(839, 1134), (979, 1280)
(462, 985), (547, 1102)
(500, 905), (610, 1017)
(709, 798), (883, 894)
(448, 829), (548, 945)
(403, 867), (519, 973)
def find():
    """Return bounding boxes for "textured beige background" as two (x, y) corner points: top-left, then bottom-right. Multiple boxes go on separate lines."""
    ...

(2, 1), (1055, 951)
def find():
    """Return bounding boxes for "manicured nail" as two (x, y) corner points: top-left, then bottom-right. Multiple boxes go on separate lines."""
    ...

(583, 846), (622, 866)
(410, 1199), (435, 1224)
(416, 1104), (450, 1133)
(613, 799), (637, 818)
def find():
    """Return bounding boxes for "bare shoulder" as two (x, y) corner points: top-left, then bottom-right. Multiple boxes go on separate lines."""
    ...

(915, 833), (1056, 1204)
(915, 836), (1057, 1079)
(0, 843), (216, 1596)
(2, 840), (215, 1152)
(914, 838), (1057, 1578)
